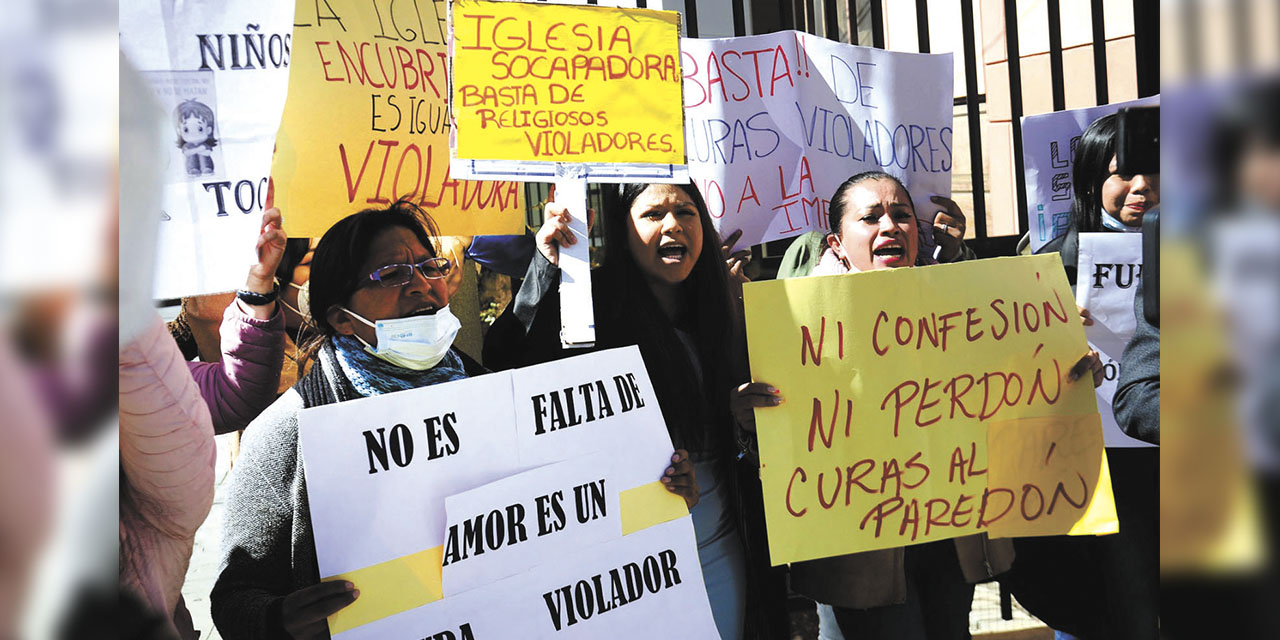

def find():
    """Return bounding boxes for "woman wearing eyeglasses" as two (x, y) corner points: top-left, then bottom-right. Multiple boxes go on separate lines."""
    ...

(211, 199), (484, 640)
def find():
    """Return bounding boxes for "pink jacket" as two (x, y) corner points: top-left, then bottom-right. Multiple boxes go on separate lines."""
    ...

(120, 314), (216, 638)
(189, 302), (286, 434)
(0, 338), (55, 635)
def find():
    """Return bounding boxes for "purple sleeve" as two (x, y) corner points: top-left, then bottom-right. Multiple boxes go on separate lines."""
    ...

(186, 301), (286, 434)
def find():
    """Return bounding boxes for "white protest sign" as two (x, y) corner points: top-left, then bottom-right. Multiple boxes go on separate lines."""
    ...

(1076, 232), (1153, 448)
(120, 1), (292, 299)
(299, 346), (685, 634)
(442, 452), (622, 596)
(681, 31), (953, 248)
(340, 516), (717, 640)
(1021, 96), (1158, 253)
(300, 370), (521, 577)
(513, 346), (672, 470)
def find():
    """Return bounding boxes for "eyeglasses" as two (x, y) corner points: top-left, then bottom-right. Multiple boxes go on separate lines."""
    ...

(364, 256), (452, 288)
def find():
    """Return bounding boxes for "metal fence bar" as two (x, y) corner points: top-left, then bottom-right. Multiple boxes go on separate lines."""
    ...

(804, 0), (817, 34)
(915, 0), (930, 53)
(1133, 0), (1159, 96)
(824, 0), (840, 41)
(1047, 0), (1066, 111)
(684, 0), (699, 37)
(960, 0), (989, 240)
(1004, 0), (1030, 235)
(1089, 0), (1109, 104)
(1230, 0), (1251, 69)
(848, 0), (860, 45)
(869, 0), (885, 48)
(732, 0), (746, 36)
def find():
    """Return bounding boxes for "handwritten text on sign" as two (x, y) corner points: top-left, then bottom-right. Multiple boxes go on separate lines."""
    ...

(743, 255), (1118, 565)
(273, 0), (524, 239)
(450, 0), (684, 164)
(682, 31), (953, 248)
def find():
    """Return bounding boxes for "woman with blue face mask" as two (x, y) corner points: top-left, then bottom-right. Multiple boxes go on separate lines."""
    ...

(212, 199), (484, 640)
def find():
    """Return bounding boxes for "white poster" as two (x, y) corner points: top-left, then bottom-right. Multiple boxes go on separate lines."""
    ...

(299, 370), (521, 578)
(1076, 232), (1154, 448)
(120, 0), (293, 298)
(1021, 96), (1158, 253)
(681, 31), (953, 249)
(299, 347), (693, 636)
(341, 517), (718, 640)
(442, 452), (623, 596)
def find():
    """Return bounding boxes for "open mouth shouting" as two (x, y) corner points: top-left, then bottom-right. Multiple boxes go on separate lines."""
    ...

(657, 242), (689, 264)
(871, 238), (909, 267)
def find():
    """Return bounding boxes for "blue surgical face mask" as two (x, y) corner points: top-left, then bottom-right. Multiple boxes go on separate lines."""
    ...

(341, 305), (460, 370)
(1101, 209), (1142, 232)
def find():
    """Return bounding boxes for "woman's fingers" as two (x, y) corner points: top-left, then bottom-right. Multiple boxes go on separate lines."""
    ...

(544, 202), (570, 222)
(282, 580), (359, 635)
(730, 383), (782, 432)
(1067, 351), (1103, 384)
(662, 450), (699, 508)
(734, 382), (783, 405)
(721, 228), (744, 256)
(1077, 305), (1095, 326)
(288, 580), (356, 608)
(1089, 350), (1105, 388)
(297, 588), (359, 621)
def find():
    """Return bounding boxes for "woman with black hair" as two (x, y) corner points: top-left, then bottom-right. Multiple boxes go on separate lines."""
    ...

(737, 171), (1103, 640)
(213, 197), (701, 640)
(484, 182), (784, 639)
(1004, 112), (1160, 640)
(1037, 112), (1160, 284)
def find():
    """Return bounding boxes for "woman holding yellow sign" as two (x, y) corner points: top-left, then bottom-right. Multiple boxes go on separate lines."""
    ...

(733, 171), (1103, 640)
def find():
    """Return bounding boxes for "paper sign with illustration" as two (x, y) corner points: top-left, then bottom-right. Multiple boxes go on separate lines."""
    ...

(1021, 96), (1159, 253)
(272, 0), (525, 239)
(1075, 233), (1154, 448)
(743, 254), (1118, 565)
(298, 347), (690, 635)
(121, 0), (294, 298)
(449, 0), (686, 167)
(338, 516), (717, 640)
(681, 31), (953, 249)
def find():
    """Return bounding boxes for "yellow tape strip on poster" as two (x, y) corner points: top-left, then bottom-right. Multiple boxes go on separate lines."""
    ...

(326, 546), (444, 634)
(326, 481), (686, 633)
(620, 481), (690, 536)
(743, 254), (1119, 566)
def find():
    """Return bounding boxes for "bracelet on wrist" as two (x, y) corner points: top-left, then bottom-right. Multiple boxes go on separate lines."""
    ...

(237, 280), (279, 306)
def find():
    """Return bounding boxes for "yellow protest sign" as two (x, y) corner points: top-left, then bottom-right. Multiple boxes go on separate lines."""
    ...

(743, 254), (1117, 565)
(450, 0), (685, 164)
(273, 0), (524, 239)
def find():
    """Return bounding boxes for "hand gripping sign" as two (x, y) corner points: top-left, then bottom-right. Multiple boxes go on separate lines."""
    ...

(299, 347), (717, 638)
